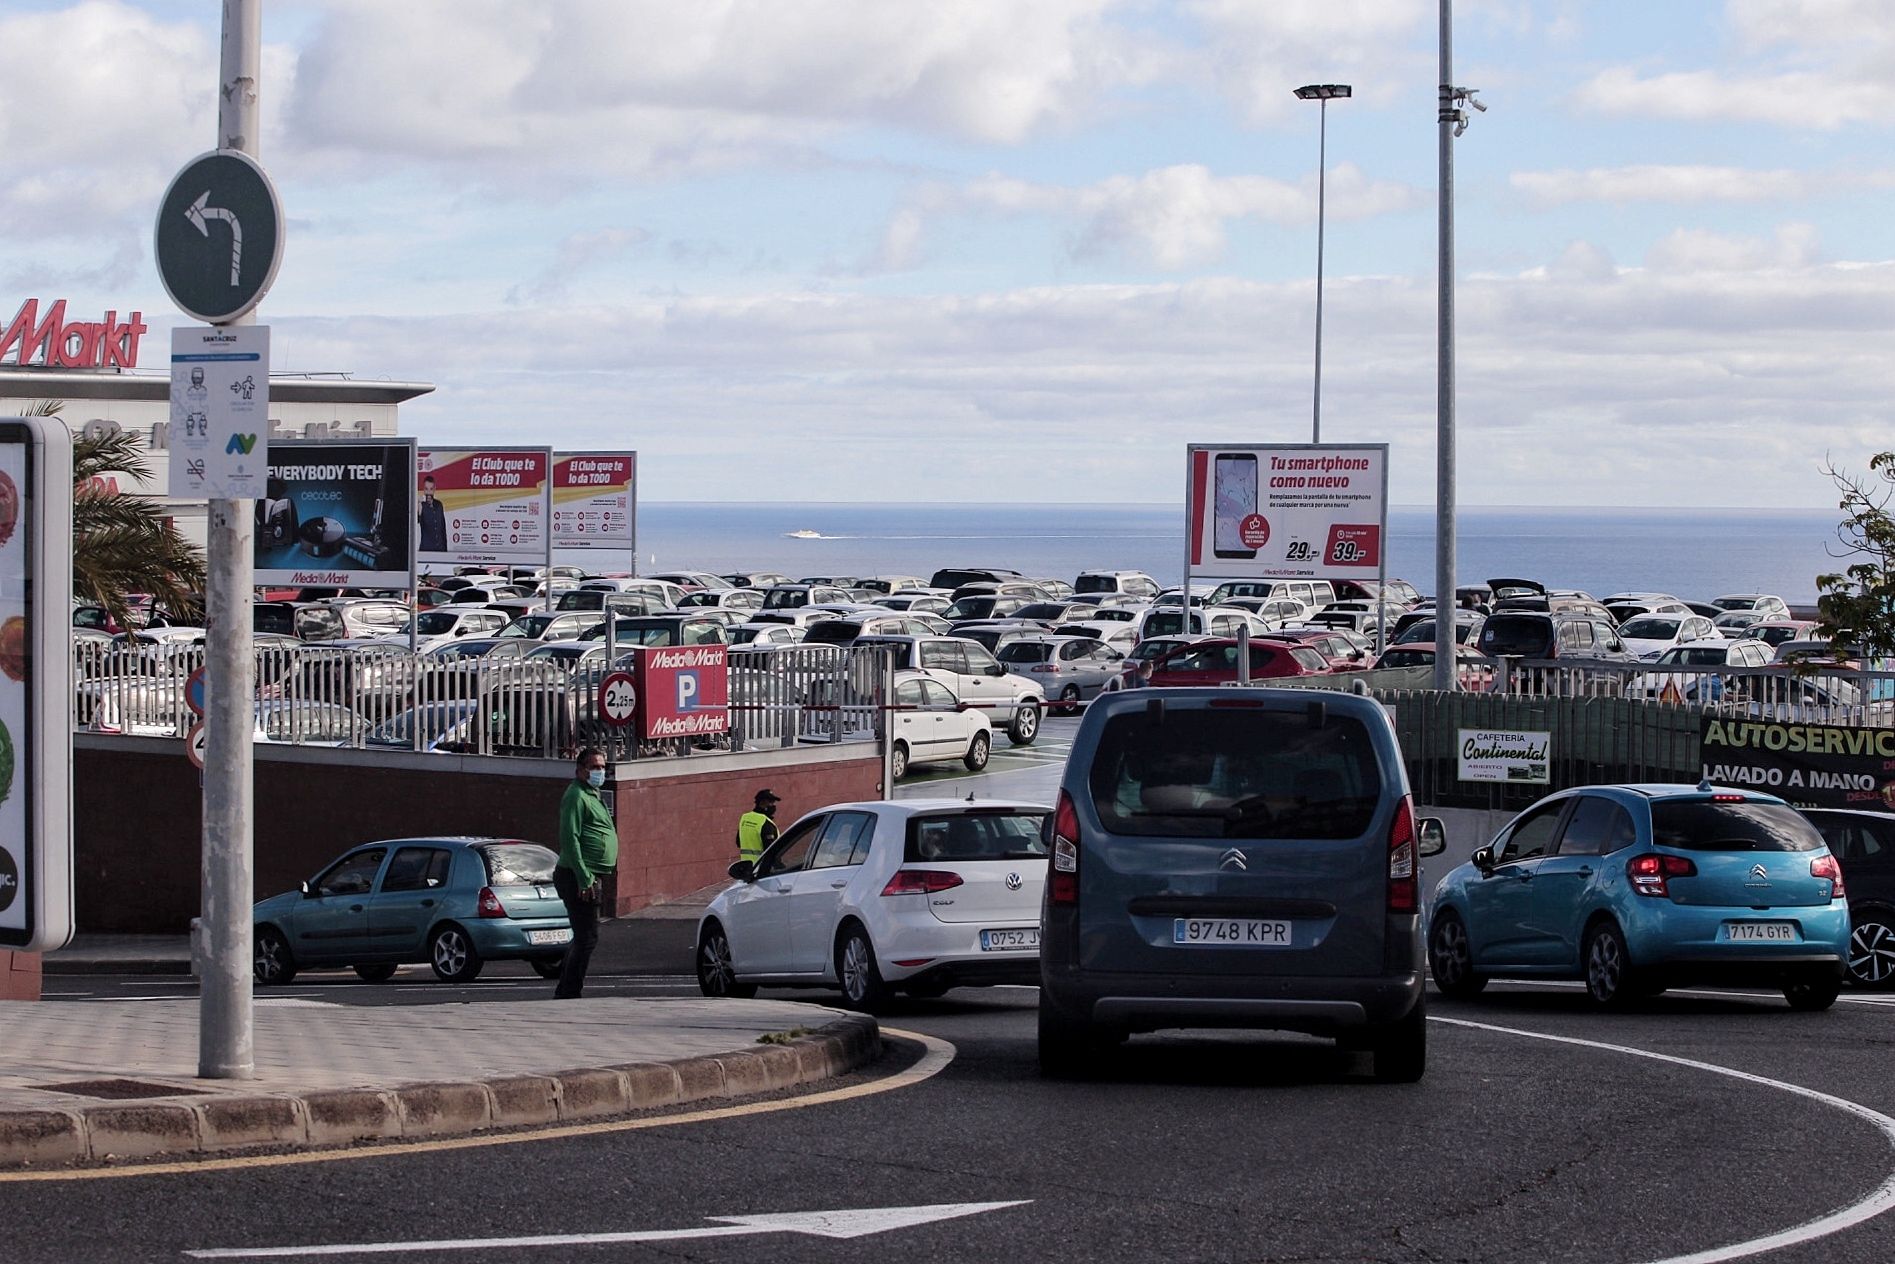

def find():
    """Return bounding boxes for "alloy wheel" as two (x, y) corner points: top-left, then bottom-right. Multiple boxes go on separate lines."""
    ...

(841, 935), (872, 1004)
(1850, 919), (1895, 987)
(699, 932), (737, 996)
(1431, 919), (1470, 986)
(1587, 930), (1624, 1001)
(433, 930), (469, 977)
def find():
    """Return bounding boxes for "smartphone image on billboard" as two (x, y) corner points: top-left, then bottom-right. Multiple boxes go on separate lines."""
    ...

(1213, 453), (1258, 559)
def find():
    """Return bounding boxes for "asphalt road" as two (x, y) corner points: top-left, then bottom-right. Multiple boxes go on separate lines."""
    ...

(19, 961), (1895, 1263)
(21, 716), (1895, 1262)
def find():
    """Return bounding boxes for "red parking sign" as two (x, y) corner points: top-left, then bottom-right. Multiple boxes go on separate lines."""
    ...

(633, 645), (729, 740)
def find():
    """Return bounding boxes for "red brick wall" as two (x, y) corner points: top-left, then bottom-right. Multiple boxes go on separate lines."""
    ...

(0, 951), (40, 1000)
(607, 756), (884, 915)
(74, 736), (882, 932)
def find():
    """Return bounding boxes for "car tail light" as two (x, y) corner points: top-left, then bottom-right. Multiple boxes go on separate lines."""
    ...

(881, 870), (964, 896)
(1049, 790), (1080, 905)
(1711, 793), (1747, 803)
(1387, 796), (1417, 913)
(1812, 854), (1847, 898)
(1029, 664), (1056, 672)
(476, 886), (508, 918)
(1627, 853), (1697, 897)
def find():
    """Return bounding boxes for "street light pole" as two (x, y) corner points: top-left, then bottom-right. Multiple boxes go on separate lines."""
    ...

(1434, 4), (1483, 693)
(1295, 83), (1351, 446)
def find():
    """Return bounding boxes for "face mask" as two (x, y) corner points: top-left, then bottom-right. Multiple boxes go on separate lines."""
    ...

(586, 769), (606, 788)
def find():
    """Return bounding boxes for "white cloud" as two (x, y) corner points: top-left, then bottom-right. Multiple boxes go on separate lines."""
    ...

(1184, 0), (1431, 125)
(893, 163), (1423, 271)
(284, 0), (1157, 178)
(1511, 165), (1814, 206)
(1645, 223), (1822, 272)
(1573, 65), (1895, 129)
(505, 228), (652, 306)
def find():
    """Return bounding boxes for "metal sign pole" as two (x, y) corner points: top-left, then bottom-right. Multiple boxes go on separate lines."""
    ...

(200, 0), (260, 1079)
(1433, 0), (1460, 693)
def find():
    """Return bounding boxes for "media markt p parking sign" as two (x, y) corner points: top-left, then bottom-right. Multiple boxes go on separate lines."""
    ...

(168, 324), (269, 499)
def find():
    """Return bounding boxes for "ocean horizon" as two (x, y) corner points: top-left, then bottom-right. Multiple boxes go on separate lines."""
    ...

(558, 501), (1852, 606)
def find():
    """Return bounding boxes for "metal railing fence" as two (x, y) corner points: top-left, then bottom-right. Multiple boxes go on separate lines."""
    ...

(74, 637), (892, 762)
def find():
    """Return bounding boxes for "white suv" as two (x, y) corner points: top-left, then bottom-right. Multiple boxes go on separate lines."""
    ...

(855, 634), (1046, 744)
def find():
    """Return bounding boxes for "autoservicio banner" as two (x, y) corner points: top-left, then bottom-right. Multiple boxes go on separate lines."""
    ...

(1699, 716), (1895, 812)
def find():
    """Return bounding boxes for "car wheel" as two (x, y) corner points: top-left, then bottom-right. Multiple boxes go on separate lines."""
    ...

(1582, 920), (1637, 1008)
(1038, 995), (1097, 1079)
(696, 923), (757, 999)
(963, 732), (991, 772)
(890, 741), (910, 781)
(352, 963), (397, 983)
(428, 924), (485, 984)
(835, 925), (888, 1012)
(1784, 972), (1842, 1012)
(1368, 999), (1427, 1084)
(529, 957), (564, 980)
(1427, 912), (1487, 999)
(253, 927), (296, 986)
(1848, 911), (1895, 988)
(1007, 701), (1041, 746)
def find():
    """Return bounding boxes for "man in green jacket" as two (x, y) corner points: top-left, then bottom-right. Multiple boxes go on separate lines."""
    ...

(553, 747), (618, 999)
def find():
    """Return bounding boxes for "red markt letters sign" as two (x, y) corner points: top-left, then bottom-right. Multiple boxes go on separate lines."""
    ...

(634, 645), (729, 740)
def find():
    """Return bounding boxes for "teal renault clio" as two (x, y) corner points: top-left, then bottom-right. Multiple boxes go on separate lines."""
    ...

(253, 837), (573, 985)
(1426, 784), (1850, 1009)
(1039, 688), (1447, 1081)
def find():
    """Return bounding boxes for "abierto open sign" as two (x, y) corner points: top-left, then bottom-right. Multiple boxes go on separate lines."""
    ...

(633, 645), (729, 741)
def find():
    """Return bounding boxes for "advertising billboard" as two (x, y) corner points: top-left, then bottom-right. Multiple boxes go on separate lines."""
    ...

(1458, 729), (1551, 784)
(416, 448), (552, 569)
(1184, 444), (1388, 580)
(0, 418), (73, 952)
(255, 440), (416, 588)
(634, 645), (729, 740)
(1700, 717), (1895, 812)
(553, 452), (637, 552)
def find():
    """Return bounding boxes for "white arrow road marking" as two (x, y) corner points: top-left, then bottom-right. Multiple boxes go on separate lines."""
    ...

(183, 190), (244, 285)
(1435, 1016), (1895, 1263)
(185, 1201), (1030, 1258)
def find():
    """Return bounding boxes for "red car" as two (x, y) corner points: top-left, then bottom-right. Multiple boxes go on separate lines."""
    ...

(1143, 638), (1332, 687)
(1262, 627), (1373, 672)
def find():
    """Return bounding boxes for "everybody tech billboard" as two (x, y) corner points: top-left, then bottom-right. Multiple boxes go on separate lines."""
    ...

(255, 440), (417, 588)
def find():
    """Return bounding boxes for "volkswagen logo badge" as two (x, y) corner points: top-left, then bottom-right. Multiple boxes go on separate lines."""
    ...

(1005, 872), (1022, 891)
(1220, 848), (1248, 872)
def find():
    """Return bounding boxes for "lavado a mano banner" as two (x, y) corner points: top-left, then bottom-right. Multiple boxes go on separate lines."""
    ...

(1700, 716), (1895, 812)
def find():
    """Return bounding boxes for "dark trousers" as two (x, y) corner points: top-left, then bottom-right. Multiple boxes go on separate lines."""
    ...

(552, 866), (602, 999)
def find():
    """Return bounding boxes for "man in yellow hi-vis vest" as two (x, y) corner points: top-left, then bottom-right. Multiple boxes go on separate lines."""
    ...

(735, 788), (780, 867)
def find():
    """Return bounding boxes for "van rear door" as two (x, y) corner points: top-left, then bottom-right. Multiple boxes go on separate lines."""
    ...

(1075, 697), (1396, 979)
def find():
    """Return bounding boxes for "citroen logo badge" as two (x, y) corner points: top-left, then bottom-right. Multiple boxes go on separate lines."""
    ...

(1220, 848), (1248, 872)
(1005, 872), (1022, 891)
(1750, 864), (1769, 881)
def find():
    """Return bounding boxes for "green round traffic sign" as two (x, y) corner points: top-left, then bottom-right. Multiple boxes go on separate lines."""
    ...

(154, 149), (284, 324)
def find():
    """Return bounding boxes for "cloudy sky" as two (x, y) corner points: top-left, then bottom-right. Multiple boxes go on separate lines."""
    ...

(3, 0), (1891, 507)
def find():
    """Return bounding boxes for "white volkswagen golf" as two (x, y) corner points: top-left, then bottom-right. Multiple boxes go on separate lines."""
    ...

(695, 799), (1050, 1010)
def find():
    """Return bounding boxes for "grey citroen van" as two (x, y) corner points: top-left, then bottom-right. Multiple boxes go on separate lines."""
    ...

(1038, 688), (1445, 1081)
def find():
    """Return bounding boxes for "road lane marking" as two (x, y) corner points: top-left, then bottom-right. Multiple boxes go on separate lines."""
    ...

(1434, 1016), (1895, 1263)
(185, 1199), (1030, 1258)
(0, 1028), (954, 1183)
(1475, 979), (1895, 1010)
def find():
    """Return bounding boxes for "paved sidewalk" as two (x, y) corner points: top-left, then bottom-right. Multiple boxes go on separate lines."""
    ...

(0, 997), (878, 1169)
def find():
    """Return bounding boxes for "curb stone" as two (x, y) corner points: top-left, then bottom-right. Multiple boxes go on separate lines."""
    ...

(0, 1013), (879, 1171)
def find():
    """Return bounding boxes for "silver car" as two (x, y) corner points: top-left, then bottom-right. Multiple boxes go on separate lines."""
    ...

(997, 635), (1125, 705)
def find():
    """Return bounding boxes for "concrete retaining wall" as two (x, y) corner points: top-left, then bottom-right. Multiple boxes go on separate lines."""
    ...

(75, 734), (882, 933)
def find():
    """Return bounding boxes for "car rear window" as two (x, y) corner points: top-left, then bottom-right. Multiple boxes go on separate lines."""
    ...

(1480, 615), (1554, 657)
(905, 810), (1049, 862)
(479, 843), (560, 884)
(1650, 801), (1822, 852)
(1621, 617), (1681, 639)
(801, 621), (858, 645)
(1088, 707), (1383, 839)
(999, 642), (1052, 663)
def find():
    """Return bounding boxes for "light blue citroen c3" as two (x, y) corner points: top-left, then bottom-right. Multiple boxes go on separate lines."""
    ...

(1426, 783), (1850, 1009)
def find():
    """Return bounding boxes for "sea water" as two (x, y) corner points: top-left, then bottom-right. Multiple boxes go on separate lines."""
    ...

(573, 503), (1848, 605)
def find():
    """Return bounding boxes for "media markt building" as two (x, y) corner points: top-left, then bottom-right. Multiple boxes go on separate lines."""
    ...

(0, 296), (432, 548)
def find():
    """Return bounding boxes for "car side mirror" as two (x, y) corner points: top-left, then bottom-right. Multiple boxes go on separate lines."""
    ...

(1416, 817), (1447, 858)
(1472, 845), (1495, 872)
(300, 880), (315, 899)
(728, 860), (755, 882)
